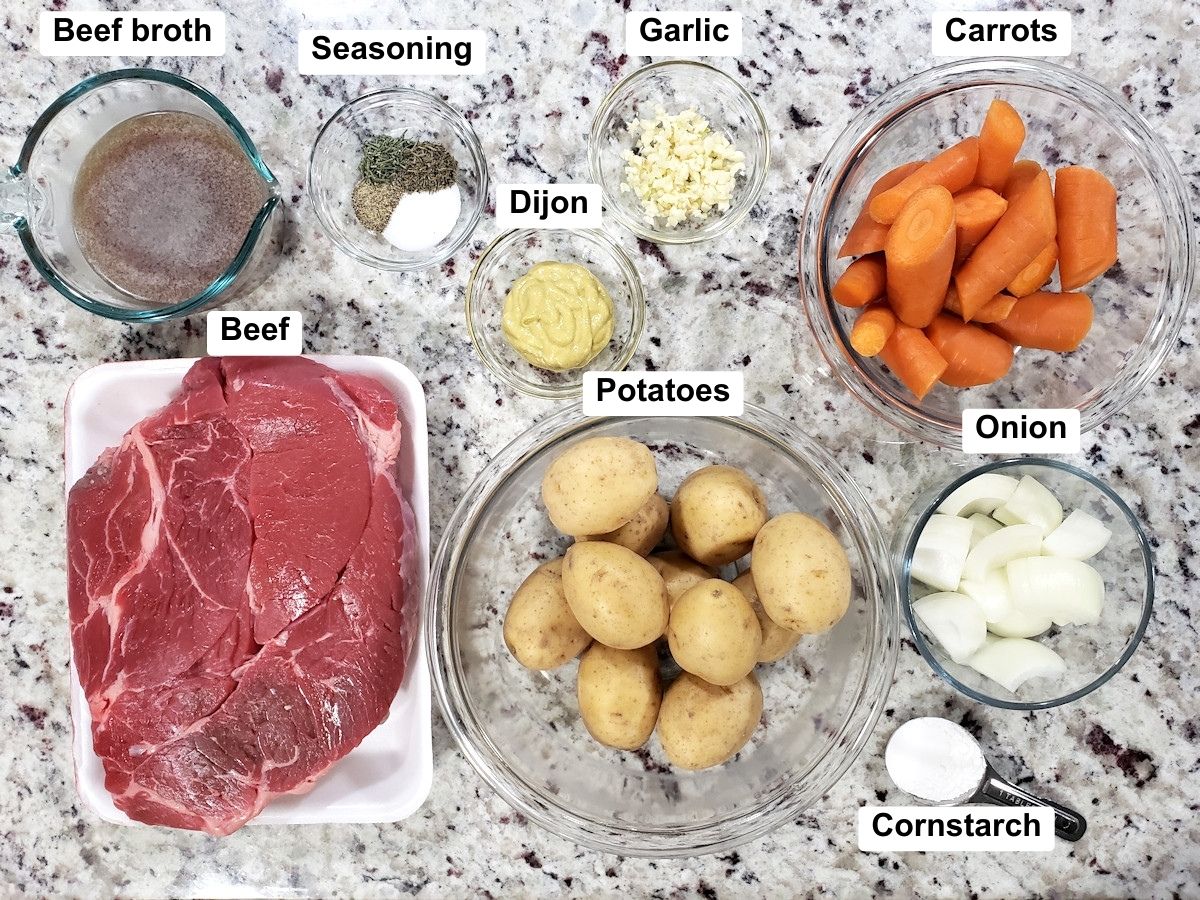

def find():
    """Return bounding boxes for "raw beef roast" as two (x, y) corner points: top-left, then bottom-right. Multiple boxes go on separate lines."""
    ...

(67, 357), (419, 835)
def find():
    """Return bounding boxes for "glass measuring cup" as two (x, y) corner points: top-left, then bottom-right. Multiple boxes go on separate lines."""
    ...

(1, 69), (282, 322)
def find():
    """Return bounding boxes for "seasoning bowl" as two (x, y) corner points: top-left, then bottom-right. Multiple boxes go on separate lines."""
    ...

(308, 89), (487, 271)
(895, 458), (1154, 710)
(589, 60), (769, 244)
(465, 229), (645, 399)
(427, 403), (897, 855)
(799, 58), (1195, 448)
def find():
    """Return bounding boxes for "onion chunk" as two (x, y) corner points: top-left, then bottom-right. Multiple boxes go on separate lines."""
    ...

(993, 475), (1064, 535)
(913, 592), (988, 664)
(1007, 556), (1105, 625)
(912, 514), (973, 592)
(937, 473), (1019, 517)
(969, 638), (1066, 692)
(962, 523), (1043, 582)
(1043, 509), (1112, 561)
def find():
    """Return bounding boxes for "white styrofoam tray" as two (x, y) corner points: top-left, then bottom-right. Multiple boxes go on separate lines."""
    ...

(64, 356), (432, 827)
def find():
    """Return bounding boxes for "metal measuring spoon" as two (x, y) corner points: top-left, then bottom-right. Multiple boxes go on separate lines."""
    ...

(885, 717), (1087, 842)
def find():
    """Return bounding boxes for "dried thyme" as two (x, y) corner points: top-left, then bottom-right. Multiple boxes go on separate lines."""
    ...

(396, 141), (458, 193)
(359, 134), (414, 185)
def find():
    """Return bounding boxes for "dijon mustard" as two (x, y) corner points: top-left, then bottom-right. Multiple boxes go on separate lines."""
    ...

(501, 261), (614, 371)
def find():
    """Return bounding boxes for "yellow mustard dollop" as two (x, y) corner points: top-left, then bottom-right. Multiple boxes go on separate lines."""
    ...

(501, 261), (615, 371)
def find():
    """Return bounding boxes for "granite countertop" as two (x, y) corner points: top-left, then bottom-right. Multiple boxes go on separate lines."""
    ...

(1, 1), (1197, 896)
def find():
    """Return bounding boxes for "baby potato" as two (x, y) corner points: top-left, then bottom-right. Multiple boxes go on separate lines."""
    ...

(503, 558), (591, 670)
(541, 437), (658, 536)
(667, 579), (761, 686)
(657, 672), (763, 770)
(577, 643), (661, 751)
(563, 542), (669, 649)
(752, 512), (852, 634)
(732, 570), (803, 663)
(648, 550), (717, 605)
(670, 465), (768, 566)
(578, 494), (669, 556)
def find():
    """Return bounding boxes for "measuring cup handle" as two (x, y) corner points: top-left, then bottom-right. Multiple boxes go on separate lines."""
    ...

(978, 772), (1088, 842)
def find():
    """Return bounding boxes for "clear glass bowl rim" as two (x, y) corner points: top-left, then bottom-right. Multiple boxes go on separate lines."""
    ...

(425, 401), (899, 856)
(896, 456), (1155, 711)
(464, 228), (646, 399)
(306, 87), (488, 272)
(588, 59), (771, 245)
(798, 57), (1196, 448)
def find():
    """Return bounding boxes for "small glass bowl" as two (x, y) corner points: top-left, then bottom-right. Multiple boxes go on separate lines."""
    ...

(308, 89), (487, 271)
(589, 60), (769, 244)
(895, 458), (1154, 710)
(800, 58), (1195, 448)
(427, 403), (897, 856)
(465, 229), (645, 399)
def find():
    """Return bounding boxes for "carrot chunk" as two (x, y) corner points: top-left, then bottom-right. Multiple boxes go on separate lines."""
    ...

(838, 161), (925, 258)
(925, 313), (1014, 387)
(1007, 240), (1058, 297)
(869, 138), (980, 225)
(988, 291), (1094, 352)
(953, 187), (1008, 262)
(975, 100), (1026, 192)
(955, 170), (1057, 320)
(832, 254), (887, 308)
(879, 323), (948, 401)
(944, 287), (1018, 324)
(884, 186), (956, 328)
(850, 304), (897, 357)
(1055, 167), (1118, 291)
(1002, 159), (1042, 200)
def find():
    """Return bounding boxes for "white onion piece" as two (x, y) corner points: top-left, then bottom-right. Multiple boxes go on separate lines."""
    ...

(1042, 509), (1112, 561)
(993, 475), (1064, 535)
(913, 592), (988, 664)
(959, 568), (1013, 622)
(1007, 556), (1105, 626)
(936, 473), (1019, 517)
(911, 514), (974, 592)
(967, 513), (1004, 548)
(987, 606), (1053, 638)
(968, 638), (1066, 692)
(962, 524), (1043, 582)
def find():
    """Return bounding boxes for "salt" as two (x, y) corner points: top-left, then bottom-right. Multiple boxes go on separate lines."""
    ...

(884, 717), (986, 803)
(382, 184), (461, 252)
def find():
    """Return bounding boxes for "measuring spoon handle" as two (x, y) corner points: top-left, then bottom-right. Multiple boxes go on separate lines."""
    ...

(975, 767), (1088, 842)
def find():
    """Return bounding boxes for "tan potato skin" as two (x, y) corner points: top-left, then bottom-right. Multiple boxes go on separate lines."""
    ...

(667, 579), (761, 686)
(503, 558), (592, 670)
(648, 550), (718, 606)
(562, 542), (669, 649)
(541, 437), (658, 536)
(732, 570), (802, 663)
(670, 465), (769, 566)
(578, 494), (669, 556)
(657, 672), (763, 770)
(752, 513), (852, 634)
(577, 643), (661, 750)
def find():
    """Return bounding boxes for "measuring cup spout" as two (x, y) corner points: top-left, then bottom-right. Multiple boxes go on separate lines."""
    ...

(0, 169), (33, 227)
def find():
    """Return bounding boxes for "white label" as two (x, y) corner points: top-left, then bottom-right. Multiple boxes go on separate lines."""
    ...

(962, 409), (1081, 454)
(583, 372), (744, 417)
(39, 11), (225, 56)
(626, 12), (743, 56)
(858, 806), (1055, 852)
(298, 30), (485, 75)
(932, 11), (1071, 57)
(207, 311), (303, 357)
(496, 184), (602, 229)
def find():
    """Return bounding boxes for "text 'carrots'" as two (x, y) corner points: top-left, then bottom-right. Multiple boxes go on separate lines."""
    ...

(868, 137), (980, 225)
(878, 323), (948, 401)
(850, 305), (896, 357)
(925, 313), (1014, 387)
(832, 254), (887, 308)
(884, 185), (956, 328)
(988, 291), (1094, 352)
(1055, 166), (1118, 291)
(838, 161), (924, 258)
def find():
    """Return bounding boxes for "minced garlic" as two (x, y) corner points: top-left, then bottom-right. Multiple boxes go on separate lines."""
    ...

(620, 106), (746, 228)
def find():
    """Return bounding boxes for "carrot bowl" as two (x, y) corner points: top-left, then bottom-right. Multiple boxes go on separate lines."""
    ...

(799, 58), (1194, 448)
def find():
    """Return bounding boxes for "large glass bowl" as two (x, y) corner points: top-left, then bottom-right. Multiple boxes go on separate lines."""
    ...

(800, 58), (1195, 448)
(427, 403), (897, 856)
(895, 458), (1154, 710)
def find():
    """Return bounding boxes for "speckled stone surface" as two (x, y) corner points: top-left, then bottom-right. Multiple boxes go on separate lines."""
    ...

(1, 1), (1197, 896)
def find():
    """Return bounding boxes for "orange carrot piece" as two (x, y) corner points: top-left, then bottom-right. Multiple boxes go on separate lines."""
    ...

(850, 305), (897, 357)
(832, 254), (887, 308)
(988, 291), (1094, 352)
(1055, 166), (1118, 291)
(953, 187), (1009, 262)
(869, 138), (980, 225)
(879, 323), (948, 401)
(884, 186), (956, 328)
(1002, 160), (1042, 200)
(975, 100), (1026, 192)
(943, 287), (1018, 324)
(955, 170), (1057, 320)
(1008, 240), (1058, 297)
(925, 313), (1014, 387)
(838, 161), (925, 258)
